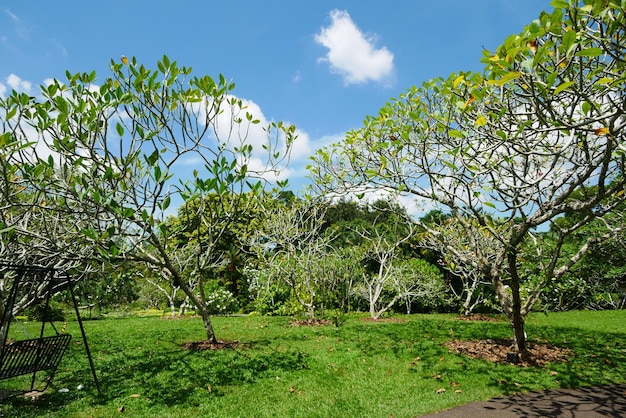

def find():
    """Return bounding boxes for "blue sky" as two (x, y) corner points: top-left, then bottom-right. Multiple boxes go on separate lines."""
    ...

(1, 1), (553, 197)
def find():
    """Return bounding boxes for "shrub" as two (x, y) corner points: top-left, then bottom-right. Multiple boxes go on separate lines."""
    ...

(27, 304), (65, 322)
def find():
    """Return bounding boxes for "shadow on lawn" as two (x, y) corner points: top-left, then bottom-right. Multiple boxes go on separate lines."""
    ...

(0, 342), (307, 414)
(92, 343), (307, 406)
(313, 316), (626, 396)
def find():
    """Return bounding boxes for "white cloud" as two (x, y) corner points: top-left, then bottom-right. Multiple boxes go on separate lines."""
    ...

(315, 10), (394, 85)
(5, 74), (32, 94)
(187, 94), (315, 185)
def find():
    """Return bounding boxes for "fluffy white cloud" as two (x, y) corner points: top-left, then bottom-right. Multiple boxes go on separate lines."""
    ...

(315, 10), (394, 85)
(3, 74), (32, 95)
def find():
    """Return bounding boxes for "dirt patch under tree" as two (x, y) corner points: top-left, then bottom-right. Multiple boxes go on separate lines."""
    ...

(445, 338), (573, 366)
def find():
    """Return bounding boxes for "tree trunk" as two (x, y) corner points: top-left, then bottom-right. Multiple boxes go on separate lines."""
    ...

(170, 269), (217, 343)
(507, 252), (527, 356)
(196, 303), (217, 343)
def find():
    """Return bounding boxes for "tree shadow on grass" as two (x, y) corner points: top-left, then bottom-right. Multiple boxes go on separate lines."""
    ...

(0, 339), (308, 414)
(312, 317), (626, 396)
(92, 342), (307, 406)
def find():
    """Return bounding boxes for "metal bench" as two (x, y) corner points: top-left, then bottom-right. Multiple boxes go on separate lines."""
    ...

(0, 334), (72, 398)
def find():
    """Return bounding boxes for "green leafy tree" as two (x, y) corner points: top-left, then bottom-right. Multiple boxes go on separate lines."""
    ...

(1, 106), (109, 342)
(310, 1), (626, 355)
(4, 56), (295, 343)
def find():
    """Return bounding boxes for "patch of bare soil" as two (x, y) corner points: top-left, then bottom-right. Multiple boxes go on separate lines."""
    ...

(445, 338), (573, 366)
(290, 318), (332, 326)
(183, 340), (240, 351)
(359, 317), (408, 323)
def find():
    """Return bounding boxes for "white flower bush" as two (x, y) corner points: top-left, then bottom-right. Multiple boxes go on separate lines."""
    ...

(205, 289), (238, 314)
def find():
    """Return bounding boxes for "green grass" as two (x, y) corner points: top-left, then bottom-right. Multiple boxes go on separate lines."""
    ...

(1, 310), (625, 417)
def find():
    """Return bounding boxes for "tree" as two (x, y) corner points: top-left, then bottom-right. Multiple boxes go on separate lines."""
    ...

(1, 106), (108, 340)
(419, 217), (496, 316)
(393, 257), (446, 314)
(4, 56), (295, 343)
(166, 192), (266, 309)
(310, 1), (626, 356)
(538, 205), (626, 310)
(356, 222), (414, 319)
(254, 198), (334, 319)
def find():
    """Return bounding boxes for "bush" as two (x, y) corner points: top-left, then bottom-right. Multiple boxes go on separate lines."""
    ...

(205, 288), (239, 314)
(27, 304), (65, 322)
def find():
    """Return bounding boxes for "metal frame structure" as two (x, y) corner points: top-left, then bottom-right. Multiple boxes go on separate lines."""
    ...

(0, 263), (100, 399)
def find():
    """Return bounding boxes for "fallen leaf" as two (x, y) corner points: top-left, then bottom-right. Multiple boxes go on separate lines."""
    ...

(129, 394), (141, 398)
(436, 388), (446, 394)
(289, 387), (296, 393)
(550, 371), (558, 376)
(455, 390), (463, 394)
(433, 375), (442, 380)
(118, 406), (125, 413)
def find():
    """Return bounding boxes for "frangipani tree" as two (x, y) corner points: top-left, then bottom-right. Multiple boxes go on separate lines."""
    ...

(254, 198), (333, 319)
(2, 56), (295, 343)
(420, 217), (496, 316)
(1, 94), (106, 341)
(310, 1), (626, 355)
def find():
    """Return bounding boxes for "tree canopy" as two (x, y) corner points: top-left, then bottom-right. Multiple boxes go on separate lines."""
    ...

(309, 0), (626, 355)
(1, 55), (296, 342)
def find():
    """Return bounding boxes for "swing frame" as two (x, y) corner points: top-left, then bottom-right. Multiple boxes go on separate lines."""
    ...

(0, 263), (100, 400)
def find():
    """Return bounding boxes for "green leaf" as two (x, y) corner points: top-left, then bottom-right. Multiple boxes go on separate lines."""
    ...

(116, 122), (124, 137)
(474, 116), (487, 127)
(488, 71), (522, 86)
(554, 80), (575, 95)
(575, 48), (603, 57)
(122, 207), (135, 218)
(81, 226), (98, 240)
(146, 150), (159, 166)
(550, 0), (568, 8)
(453, 75), (464, 89)
(562, 30), (577, 52)
(449, 130), (464, 138)
(5, 106), (16, 121)
(162, 195), (171, 211)
(581, 101), (592, 115)
(596, 77), (613, 85)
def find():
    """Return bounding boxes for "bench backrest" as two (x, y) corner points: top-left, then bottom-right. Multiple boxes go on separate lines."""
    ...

(0, 334), (72, 380)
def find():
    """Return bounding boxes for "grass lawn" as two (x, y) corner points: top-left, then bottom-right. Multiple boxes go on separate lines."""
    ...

(1, 310), (625, 417)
